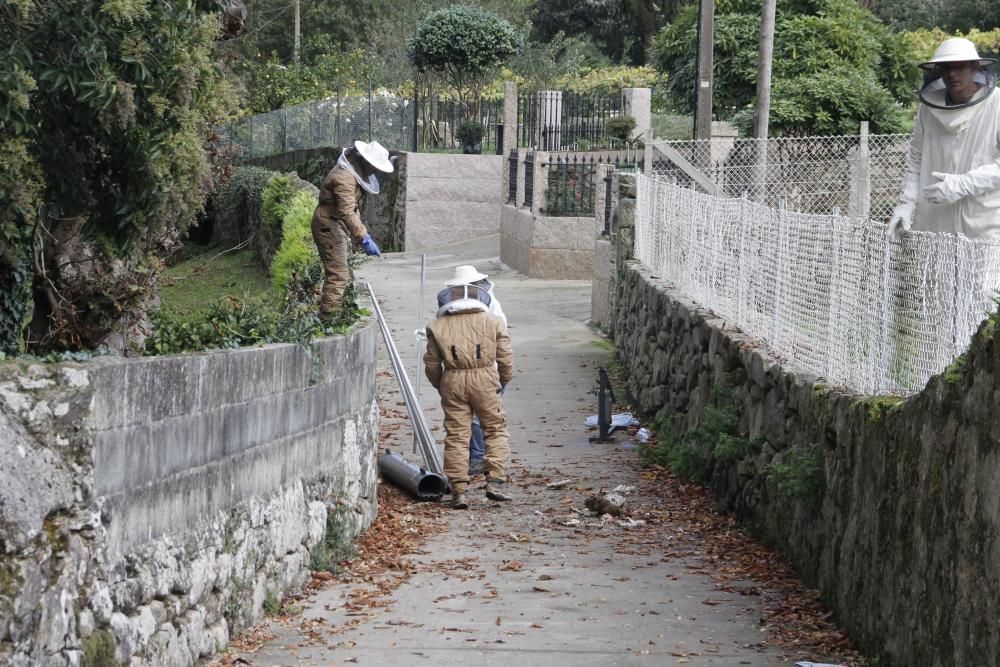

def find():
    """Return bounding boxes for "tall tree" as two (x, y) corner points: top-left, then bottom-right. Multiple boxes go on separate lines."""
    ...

(652, 0), (918, 135)
(530, 0), (686, 65)
(409, 5), (523, 117)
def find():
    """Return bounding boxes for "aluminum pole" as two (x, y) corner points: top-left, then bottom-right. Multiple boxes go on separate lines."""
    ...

(366, 283), (446, 481)
(413, 254), (427, 454)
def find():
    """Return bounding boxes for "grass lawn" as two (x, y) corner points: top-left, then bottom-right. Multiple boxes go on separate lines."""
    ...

(159, 246), (275, 320)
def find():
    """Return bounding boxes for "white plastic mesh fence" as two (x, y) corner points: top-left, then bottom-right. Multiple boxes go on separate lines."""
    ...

(649, 133), (911, 221)
(634, 175), (1000, 396)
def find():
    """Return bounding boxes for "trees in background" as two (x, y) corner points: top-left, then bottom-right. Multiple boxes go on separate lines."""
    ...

(529, 0), (686, 66)
(408, 5), (523, 117)
(0, 0), (235, 354)
(652, 0), (918, 136)
(867, 0), (998, 33)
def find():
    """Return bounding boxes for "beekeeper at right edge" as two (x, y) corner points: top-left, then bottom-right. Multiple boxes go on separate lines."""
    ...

(888, 38), (1000, 239)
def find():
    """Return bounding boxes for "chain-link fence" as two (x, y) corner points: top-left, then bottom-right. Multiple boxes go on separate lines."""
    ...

(218, 92), (415, 159)
(635, 174), (1000, 396)
(649, 133), (911, 221)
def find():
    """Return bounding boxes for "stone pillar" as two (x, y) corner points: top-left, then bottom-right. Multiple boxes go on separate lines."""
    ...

(623, 88), (652, 142)
(536, 90), (562, 151)
(533, 151), (549, 216)
(610, 174), (636, 341)
(503, 81), (518, 156)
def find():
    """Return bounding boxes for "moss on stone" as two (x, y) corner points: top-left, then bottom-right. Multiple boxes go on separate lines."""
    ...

(852, 395), (906, 423)
(940, 353), (969, 384)
(82, 629), (116, 667)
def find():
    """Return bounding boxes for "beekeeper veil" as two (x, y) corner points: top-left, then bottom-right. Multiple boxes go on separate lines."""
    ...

(436, 284), (491, 317)
(918, 38), (997, 110)
(337, 140), (394, 194)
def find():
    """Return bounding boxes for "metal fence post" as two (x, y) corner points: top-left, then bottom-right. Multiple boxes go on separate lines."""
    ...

(368, 76), (373, 142)
(412, 85), (419, 153)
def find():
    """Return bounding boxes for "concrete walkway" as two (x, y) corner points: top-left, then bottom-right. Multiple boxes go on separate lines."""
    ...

(230, 236), (797, 666)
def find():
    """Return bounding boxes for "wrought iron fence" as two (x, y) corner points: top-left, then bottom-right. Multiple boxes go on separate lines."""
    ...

(545, 154), (643, 217)
(518, 92), (625, 151)
(218, 88), (415, 159)
(508, 150), (518, 204)
(523, 152), (535, 209)
(416, 97), (504, 153)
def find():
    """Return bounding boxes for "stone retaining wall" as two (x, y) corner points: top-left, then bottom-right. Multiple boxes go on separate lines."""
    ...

(611, 175), (1000, 664)
(0, 317), (379, 666)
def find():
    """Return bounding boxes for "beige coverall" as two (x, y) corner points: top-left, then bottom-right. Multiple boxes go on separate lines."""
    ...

(423, 309), (514, 494)
(311, 165), (368, 316)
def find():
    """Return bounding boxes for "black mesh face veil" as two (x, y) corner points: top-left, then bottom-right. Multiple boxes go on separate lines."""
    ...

(436, 284), (491, 312)
(919, 63), (997, 110)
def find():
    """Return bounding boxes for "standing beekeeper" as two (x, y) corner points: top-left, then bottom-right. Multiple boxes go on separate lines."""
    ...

(888, 38), (1000, 239)
(311, 140), (393, 319)
(443, 265), (507, 476)
(424, 283), (514, 510)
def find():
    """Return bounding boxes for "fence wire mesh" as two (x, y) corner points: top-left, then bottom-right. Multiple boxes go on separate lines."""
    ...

(649, 133), (911, 221)
(219, 93), (415, 159)
(635, 174), (1000, 396)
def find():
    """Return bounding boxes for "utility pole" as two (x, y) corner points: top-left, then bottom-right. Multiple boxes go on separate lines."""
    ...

(694, 0), (714, 141)
(293, 0), (300, 62)
(753, 0), (777, 140)
(752, 0), (776, 200)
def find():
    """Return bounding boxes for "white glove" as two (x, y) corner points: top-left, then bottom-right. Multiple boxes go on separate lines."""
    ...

(923, 171), (968, 205)
(887, 203), (914, 238)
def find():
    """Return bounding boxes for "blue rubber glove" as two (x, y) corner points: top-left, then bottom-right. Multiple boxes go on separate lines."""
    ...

(360, 234), (381, 256)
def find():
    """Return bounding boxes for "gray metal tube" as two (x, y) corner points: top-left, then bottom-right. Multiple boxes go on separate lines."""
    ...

(366, 283), (447, 482)
(378, 450), (448, 501)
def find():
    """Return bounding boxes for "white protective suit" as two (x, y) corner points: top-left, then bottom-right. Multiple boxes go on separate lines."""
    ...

(895, 85), (1000, 239)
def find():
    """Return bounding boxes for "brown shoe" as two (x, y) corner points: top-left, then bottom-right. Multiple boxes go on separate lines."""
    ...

(451, 492), (469, 510)
(485, 481), (511, 502)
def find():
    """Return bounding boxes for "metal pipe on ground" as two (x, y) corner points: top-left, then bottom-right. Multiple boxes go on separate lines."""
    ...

(378, 450), (448, 501)
(366, 282), (450, 497)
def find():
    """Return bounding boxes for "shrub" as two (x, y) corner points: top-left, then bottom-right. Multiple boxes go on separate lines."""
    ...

(766, 446), (825, 501)
(270, 190), (320, 294)
(213, 166), (276, 246)
(456, 121), (485, 146)
(261, 175), (299, 228)
(606, 115), (637, 142)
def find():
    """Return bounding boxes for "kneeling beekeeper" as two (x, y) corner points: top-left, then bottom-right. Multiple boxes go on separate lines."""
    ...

(423, 283), (514, 509)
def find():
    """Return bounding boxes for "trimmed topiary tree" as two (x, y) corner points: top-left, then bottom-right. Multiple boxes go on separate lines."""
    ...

(408, 5), (523, 119)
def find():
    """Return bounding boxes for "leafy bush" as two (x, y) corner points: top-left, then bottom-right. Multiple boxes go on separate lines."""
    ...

(766, 446), (825, 501)
(261, 175), (299, 228)
(556, 65), (658, 95)
(651, 0), (918, 135)
(213, 166), (277, 247)
(270, 189), (320, 294)
(638, 391), (757, 483)
(606, 115), (637, 142)
(456, 121), (485, 145)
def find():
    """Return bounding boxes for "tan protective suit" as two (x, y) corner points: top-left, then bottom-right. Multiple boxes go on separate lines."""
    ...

(423, 308), (513, 493)
(311, 165), (368, 316)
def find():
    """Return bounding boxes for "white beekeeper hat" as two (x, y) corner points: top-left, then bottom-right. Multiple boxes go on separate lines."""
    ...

(444, 265), (489, 286)
(920, 38), (996, 69)
(354, 140), (394, 173)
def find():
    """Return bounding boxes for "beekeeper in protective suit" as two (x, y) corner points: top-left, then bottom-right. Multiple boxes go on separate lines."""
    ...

(311, 140), (393, 319)
(888, 38), (1000, 239)
(424, 283), (514, 509)
(443, 265), (507, 476)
